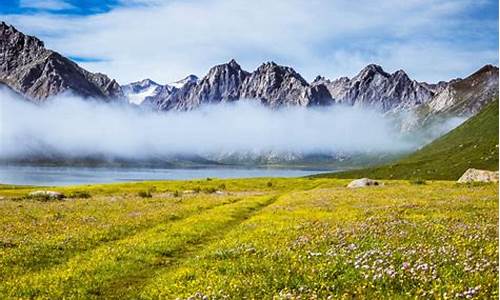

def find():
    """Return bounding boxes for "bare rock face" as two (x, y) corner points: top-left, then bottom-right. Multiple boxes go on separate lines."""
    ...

(313, 64), (434, 112)
(457, 168), (499, 183)
(240, 62), (332, 108)
(0, 22), (123, 102)
(347, 178), (381, 188)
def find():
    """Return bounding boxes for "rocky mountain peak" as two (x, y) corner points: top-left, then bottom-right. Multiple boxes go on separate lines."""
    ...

(0, 22), (44, 50)
(392, 69), (409, 80)
(240, 62), (317, 107)
(316, 64), (434, 111)
(150, 59), (250, 111)
(254, 61), (308, 86)
(138, 78), (158, 86)
(210, 59), (244, 72)
(227, 58), (240, 69)
(357, 64), (389, 78)
(312, 75), (327, 83)
(0, 22), (123, 101)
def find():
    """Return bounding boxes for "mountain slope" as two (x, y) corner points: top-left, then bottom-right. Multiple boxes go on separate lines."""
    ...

(427, 65), (499, 115)
(314, 99), (499, 180)
(0, 22), (122, 101)
(169, 74), (199, 89)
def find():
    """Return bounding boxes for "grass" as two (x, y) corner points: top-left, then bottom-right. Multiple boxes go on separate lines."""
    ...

(313, 100), (499, 180)
(0, 177), (497, 299)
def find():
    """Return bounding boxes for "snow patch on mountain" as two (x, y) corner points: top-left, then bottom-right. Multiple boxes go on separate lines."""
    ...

(169, 75), (199, 89)
(123, 79), (161, 105)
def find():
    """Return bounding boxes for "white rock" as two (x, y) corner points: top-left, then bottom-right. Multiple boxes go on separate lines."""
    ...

(457, 168), (499, 183)
(28, 190), (65, 200)
(347, 178), (381, 188)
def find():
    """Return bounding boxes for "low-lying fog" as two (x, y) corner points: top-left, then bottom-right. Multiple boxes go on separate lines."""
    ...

(0, 88), (464, 162)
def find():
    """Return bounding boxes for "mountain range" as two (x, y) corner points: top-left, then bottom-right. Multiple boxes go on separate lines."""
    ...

(1, 21), (498, 124)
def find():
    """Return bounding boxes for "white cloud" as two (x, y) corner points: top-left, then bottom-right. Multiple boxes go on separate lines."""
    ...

(3, 0), (498, 84)
(19, 0), (74, 11)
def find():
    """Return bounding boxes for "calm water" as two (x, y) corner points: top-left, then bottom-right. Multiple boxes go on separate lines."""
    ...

(0, 165), (331, 186)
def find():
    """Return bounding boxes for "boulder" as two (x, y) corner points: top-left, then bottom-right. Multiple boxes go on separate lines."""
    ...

(347, 178), (381, 188)
(28, 190), (65, 200)
(457, 168), (499, 183)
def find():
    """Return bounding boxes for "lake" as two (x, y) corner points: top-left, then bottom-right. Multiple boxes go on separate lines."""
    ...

(0, 165), (332, 186)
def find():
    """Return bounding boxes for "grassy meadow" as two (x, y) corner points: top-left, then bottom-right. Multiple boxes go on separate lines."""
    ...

(0, 177), (498, 299)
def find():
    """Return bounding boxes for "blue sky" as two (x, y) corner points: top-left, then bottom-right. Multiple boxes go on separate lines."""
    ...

(1, 0), (498, 84)
(0, 0), (121, 14)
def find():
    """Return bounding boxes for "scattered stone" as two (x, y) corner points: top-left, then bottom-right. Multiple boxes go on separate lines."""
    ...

(347, 178), (381, 188)
(457, 168), (499, 183)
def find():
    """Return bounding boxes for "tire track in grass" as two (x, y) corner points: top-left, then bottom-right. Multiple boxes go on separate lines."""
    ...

(1, 194), (279, 299)
(0, 194), (238, 281)
(135, 186), (348, 299)
(98, 194), (282, 299)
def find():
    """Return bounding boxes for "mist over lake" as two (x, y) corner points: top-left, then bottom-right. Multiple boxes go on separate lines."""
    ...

(0, 88), (462, 164)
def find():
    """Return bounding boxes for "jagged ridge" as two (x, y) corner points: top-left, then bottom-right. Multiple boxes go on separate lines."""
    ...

(0, 22), (122, 101)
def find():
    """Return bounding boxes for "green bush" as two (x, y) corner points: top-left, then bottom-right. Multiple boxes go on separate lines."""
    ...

(25, 194), (53, 202)
(456, 181), (493, 188)
(68, 191), (92, 199)
(203, 187), (217, 194)
(409, 179), (427, 185)
(138, 190), (152, 198)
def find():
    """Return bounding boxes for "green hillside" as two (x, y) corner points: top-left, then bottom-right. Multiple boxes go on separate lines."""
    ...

(314, 100), (499, 180)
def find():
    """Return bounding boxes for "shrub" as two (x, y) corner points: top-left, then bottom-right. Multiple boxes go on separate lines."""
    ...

(68, 191), (91, 199)
(193, 187), (201, 193)
(138, 190), (152, 198)
(218, 183), (226, 190)
(203, 187), (217, 194)
(25, 194), (53, 201)
(456, 181), (493, 188)
(267, 181), (273, 187)
(409, 179), (427, 185)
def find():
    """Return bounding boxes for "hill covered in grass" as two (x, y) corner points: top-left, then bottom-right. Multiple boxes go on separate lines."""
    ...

(314, 99), (499, 180)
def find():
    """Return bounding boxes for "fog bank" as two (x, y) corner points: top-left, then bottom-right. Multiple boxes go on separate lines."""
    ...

(0, 89), (460, 162)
